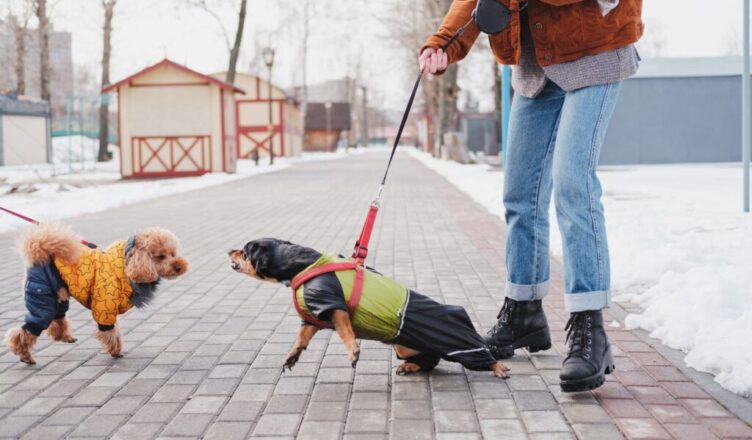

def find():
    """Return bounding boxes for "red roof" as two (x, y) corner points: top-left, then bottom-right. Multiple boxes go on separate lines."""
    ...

(102, 58), (245, 94)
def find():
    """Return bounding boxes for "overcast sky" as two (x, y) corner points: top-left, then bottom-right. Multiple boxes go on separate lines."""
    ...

(11, 0), (746, 112)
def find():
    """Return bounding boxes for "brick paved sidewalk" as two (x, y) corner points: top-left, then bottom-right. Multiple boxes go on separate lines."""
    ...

(0, 152), (750, 439)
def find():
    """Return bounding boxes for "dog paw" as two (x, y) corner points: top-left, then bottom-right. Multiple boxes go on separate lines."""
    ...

(20, 355), (36, 365)
(349, 347), (360, 368)
(490, 362), (510, 379)
(62, 336), (77, 343)
(396, 362), (422, 375)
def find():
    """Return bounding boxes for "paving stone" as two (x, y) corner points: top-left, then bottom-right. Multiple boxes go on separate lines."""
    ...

(521, 410), (570, 433)
(560, 402), (613, 423)
(617, 417), (672, 439)
(479, 419), (528, 440)
(180, 395), (226, 414)
(42, 406), (97, 426)
(149, 384), (195, 402)
(97, 395), (147, 415)
(218, 401), (264, 421)
(253, 413), (302, 436)
(69, 414), (127, 438)
(130, 402), (181, 423)
(20, 424), (74, 439)
(345, 410), (389, 433)
(111, 422), (164, 440)
(571, 423), (626, 440)
(204, 421), (254, 440)
(434, 410), (480, 433)
(161, 413), (214, 436)
(391, 419), (433, 440)
(514, 391), (559, 411)
(298, 421), (344, 440)
(432, 391), (474, 410)
(304, 401), (348, 421)
(264, 394), (309, 413)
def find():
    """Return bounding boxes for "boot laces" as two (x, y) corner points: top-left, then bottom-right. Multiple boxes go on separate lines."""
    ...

(490, 298), (516, 335)
(565, 312), (593, 360)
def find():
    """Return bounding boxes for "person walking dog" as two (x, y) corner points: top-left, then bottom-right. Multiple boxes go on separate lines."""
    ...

(420, 0), (643, 392)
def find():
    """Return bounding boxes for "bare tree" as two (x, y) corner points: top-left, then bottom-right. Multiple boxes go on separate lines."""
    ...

(34, 0), (51, 102)
(183, 0), (248, 84)
(98, 0), (116, 162)
(7, 3), (33, 95)
(380, 0), (461, 156)
(225, 0), (248, 84)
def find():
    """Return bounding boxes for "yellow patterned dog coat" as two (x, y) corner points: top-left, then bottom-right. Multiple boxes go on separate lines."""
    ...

(54, 240), (133, 327)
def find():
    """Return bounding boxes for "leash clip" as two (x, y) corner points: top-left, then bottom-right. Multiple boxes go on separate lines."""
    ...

(372, 185), (384, 207)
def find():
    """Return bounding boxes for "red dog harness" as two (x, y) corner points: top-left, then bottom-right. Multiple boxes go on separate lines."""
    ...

(289, 203), (378, 329)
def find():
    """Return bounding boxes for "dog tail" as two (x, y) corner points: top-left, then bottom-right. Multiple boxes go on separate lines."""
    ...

(19, 223), (82, 266)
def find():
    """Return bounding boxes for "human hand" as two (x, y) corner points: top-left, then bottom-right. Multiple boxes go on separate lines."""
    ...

(419, 48), (448, 74)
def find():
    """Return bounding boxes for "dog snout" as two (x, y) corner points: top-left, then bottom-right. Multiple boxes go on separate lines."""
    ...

(173, 264), (182, 273)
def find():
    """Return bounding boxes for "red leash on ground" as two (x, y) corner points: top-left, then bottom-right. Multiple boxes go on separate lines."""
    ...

(0, 206), (98, 249)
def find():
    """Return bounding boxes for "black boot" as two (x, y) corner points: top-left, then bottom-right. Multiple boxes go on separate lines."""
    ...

(560, 310), (615, 392)
(484, 297), (552, 359)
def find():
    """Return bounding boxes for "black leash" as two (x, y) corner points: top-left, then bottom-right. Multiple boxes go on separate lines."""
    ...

(379, 18), (474, 187)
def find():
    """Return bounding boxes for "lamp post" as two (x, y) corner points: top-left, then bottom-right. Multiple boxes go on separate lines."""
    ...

(325, 101), (332, 152)
(262, 46), (276, 166)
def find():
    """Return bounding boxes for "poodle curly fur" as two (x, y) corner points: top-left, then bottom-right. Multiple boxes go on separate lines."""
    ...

(19, 222), (81, 266)
(6, 223), (188, 365)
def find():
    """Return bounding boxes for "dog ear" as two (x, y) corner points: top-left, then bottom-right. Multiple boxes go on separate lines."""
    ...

(244, 241), (270, 278)
(125, 246), (159, 283)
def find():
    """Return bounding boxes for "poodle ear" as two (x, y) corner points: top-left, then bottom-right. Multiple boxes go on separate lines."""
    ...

(125, 247), (159, 283)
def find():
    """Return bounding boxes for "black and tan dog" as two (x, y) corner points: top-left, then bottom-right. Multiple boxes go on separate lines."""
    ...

(229, 238), (509, 378)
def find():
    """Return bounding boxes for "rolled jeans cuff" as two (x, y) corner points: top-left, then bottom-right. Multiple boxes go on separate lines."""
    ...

(564, 290), (612, 312)
(505, 280), (550, 301)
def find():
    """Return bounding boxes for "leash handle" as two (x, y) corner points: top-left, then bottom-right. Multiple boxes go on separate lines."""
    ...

(0, 206), (98, 249)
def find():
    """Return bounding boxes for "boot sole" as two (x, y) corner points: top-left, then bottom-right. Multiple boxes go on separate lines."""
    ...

(490, 328), (552, 360)
(560, 346), (615, 393)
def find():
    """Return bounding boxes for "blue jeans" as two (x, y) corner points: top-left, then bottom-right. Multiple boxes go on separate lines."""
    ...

(503, 80), (621, 312)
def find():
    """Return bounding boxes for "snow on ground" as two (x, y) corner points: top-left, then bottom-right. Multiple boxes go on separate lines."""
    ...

(0, 136), (379, 234)
(409, 148), (752, 396)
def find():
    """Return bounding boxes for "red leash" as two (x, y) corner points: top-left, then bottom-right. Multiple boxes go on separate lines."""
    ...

(0, 206), (98, 249)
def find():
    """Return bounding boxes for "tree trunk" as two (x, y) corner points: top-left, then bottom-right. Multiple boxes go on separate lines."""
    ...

(99, 0), (116, 162)
(9, 15), (27, 95)
(35, 0), (51, 103)
(225, 0), (248, 84)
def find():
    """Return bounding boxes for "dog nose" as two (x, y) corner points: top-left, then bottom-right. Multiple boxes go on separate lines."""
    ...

(173, 264), (182, 273)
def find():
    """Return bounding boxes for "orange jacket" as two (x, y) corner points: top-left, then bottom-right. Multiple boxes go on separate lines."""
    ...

(423, 0), (643, 68)
(54, 241), (133, 326)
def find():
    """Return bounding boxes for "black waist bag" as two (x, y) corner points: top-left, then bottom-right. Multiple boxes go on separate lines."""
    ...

(472, 0), (527, 35)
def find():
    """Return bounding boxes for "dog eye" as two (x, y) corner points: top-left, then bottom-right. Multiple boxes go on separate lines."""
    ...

(157, 255), (166, 260)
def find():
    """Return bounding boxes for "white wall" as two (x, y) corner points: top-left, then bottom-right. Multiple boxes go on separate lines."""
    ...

(2, 115), (48, 166)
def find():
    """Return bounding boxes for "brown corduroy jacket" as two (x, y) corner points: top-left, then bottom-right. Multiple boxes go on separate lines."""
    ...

(423, 0), (643, 68)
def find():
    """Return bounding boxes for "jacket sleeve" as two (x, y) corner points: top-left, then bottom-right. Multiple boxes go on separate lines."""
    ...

(421, 0), (481, 72)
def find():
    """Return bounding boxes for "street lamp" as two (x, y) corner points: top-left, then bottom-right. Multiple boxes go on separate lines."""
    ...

(325, 101), (332, 152)
(262, 46), (276, 165)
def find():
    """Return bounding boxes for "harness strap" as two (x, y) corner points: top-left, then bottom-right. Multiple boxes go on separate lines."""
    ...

(352, 203), (379, 263)
(290, 261), (366, 329)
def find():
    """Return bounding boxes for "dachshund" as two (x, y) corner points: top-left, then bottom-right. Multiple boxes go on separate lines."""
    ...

(5, 223), (188, 364)
(229, 238), (509, 378)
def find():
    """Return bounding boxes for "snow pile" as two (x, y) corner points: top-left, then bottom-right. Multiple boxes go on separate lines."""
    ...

(409, 148), (752, 395)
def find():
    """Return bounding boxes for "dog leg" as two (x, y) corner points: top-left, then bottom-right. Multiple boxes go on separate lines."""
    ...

(47, 318), (77, 343)
(96, 326), (123, 358)
(283, 324), (319, 371)
(490, 361), (510, 379)
(393, 344), (422, 375)
(331, 310), (360, 368)
(5, 328), (38, 365)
